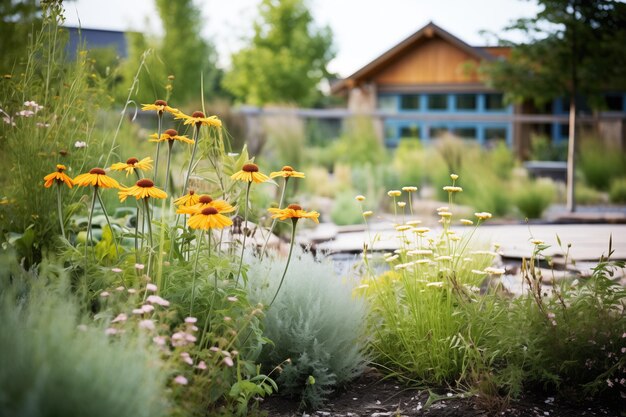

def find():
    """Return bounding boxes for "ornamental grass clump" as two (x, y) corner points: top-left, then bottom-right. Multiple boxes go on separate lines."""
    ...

(247, 250), (368, 409)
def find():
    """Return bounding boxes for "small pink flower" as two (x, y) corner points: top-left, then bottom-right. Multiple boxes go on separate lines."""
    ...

(185, 317), (197, 324)
(153, 336), (167, 346)
(100, 291), (110, 298)
(197, 361), (207, 370)
(141, 304), (155, 313)
(132, 308), (144, 315)
(146, 283), (157, 292)
(111, 313), (127, 323)
(185, 334), (197, 343)
(139, 319), (155, 330)
(547, 312), (555, 319)
(223, 357), (234, 367)
(74, 140), (87, 148)
(146, 295), (170, 307)
(127, 288), (137, 294)
(134, 263), (145, 270)
(173, 375), (188, 385)
(115, 286), (125, 291)
(223, 316), (232, 322)
(105, 328), (118, 336)
(209, 346), (220, 352)
(180, 353), (193, 365)
(189, 325), (199, 332)
(227, 296), (238, 302)
(111, 267), (123, 273)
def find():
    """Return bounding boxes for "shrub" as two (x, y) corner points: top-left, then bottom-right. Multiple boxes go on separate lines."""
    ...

(0, 264), (167, 417)
(513, 178), (556, 219)
(579, 139), (626, 191)
(331, 190), (365, 226)
(576, 181), (606, 205)
(247, 250), (368, 409)
(609, 178), (626, 203)
(331, 117), (387, 166)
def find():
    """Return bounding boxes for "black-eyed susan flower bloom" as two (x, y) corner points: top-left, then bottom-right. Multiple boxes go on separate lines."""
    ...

(270, 165), (305, 179)
(44, 164), (74, 188)
(176, 111), (222, 128)
(74, 168), (120, 189)
(141, 99), (178, 116)
(118, 179), (167, 202)
(177, 195), (235, 215)
(109, 157), (153, 177)
(174, 190), (200, 207)
(149, 128), (194, 145)
(187, 207), (233, 230)
(231, 163), (269, 184)
(268, 204), (320, 224)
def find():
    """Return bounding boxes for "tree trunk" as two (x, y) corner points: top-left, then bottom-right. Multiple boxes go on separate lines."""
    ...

(566, 97), (576, 212)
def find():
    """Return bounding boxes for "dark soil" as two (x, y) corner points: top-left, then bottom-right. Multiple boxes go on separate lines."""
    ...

(259, 369), (624, 417)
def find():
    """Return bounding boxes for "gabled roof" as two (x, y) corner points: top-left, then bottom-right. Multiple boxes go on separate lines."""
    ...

(331, 22), (502, 94)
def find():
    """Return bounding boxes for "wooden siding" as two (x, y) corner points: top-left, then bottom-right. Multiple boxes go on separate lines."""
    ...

(373, 36), (481, 85)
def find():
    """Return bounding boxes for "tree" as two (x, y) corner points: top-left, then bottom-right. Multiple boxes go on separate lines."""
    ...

(223, 0), (335, 107)
(481, 0), (626, 212)
(155, 0), (221, 104)
(0, 0), (41, 73)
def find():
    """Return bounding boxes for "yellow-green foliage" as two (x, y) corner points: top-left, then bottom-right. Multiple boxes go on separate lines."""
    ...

(513, 177), (556, 219)
(609, 178), (626, 203)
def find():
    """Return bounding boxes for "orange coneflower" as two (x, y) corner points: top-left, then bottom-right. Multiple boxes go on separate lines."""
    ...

(268, 204), (320, 224)
(118, 179), (167, 203)
(74, 168), (120, 189)
(141, 99), (179, 116)
(177, 195), (235, 215)
(174, 190), (200, 207)
(109, 157), (153, 177)
(187, 207), (233, 230)
(175, 111), (222, 128)
(269, 165), (305, 179)
(231, 163), (269, 184)
(149, 129), (194, 145)
(44, 164), (74, 188)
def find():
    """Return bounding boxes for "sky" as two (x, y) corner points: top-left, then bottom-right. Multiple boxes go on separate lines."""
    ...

(63, 0), (542, 78)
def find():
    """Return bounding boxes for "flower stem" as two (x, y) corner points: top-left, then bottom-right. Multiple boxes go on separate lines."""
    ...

(56, 184), (65, 240)
(182, 125), (200, 196)
(235, 182), (251, 286)
(153, 114), (163, 183)
(260, 177), (288, 260)
(86, 187), (98, 250)
(164, 141), (173, 194)
(143, 197), (153, 248)
(96, 191), (119, 258)
(268, 219), (298, 308)
(189, 229), (205, 317)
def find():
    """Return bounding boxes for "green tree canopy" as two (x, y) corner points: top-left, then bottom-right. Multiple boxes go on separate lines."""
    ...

(223, 0), (335, 107)
(481, 0), (626, 108)
(0, 0), (41, 73)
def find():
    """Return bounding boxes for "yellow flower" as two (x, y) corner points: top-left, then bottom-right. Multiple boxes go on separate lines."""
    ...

(402, 186), (417, 192)
(231, 163), (269, 184)
(149, 128), (194, 145)
(270, 165), (305, 179)
(475, 212), (493, 220)
(176, 111), (222, 128)
(387, 190), (401, 197)
(355, 195), (366, 202)
(450, 174), (459, 181)
(44, 164), (74, 188)
(460, 219), (474, 225)
(268, 204), (319, 224)
(118, 179), (167, 202)
(443, 186), (463, 193)
(74, 168), (120, 189)
(177, 195), (235, 215)
(173, 190), (201, 207)
(397, 202), (406, 208)
(187, 207), (233, 230)
(109, 156), (153, 177)
(141, 99), (179, 115)
(362, 210), (373, 217)
(531, 239), (545, 245)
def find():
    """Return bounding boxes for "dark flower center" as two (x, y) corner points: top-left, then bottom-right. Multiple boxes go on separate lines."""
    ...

(59, 150), (68, 156)
(282, 166), (294, 171)
(89, 168), (106, 175)
(199, 195), (213, 204)
(164, 129), (178, 137)
(57, 166), (65, 173)
(189, 190), (195, 195)
(137, 179), (154, 188)
(242, 163), (259, 173)
(287, 204), (302, 211)
(191, 111), (205, 118)
(126, 157), (139, 165)
(154, 100), (167, 106)
(201, 207), (218, 215)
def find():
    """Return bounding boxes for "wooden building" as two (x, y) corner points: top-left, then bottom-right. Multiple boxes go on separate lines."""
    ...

(331, 22), (626, 155)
